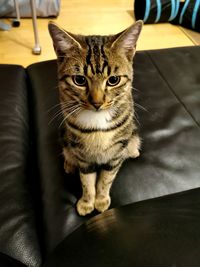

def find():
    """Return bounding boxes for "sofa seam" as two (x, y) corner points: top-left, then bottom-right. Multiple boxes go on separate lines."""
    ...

(146, 51), (200, 129)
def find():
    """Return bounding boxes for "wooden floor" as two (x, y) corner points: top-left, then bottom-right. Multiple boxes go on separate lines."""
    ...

(0, 0), (197, 67)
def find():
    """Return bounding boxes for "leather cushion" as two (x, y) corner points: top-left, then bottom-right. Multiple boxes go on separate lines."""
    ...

(0, 65), (42, 267)
(44, 187), (200, 267)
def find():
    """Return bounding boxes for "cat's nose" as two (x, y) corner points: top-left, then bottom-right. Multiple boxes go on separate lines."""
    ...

(88, 93), (104, 110)
(91, 102), (102, 110)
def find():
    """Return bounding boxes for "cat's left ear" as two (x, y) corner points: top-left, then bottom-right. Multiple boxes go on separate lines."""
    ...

(48, 22), (83, 56)
(111, 20), (143, 60)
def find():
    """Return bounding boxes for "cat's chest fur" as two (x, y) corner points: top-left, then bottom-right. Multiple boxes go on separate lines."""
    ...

(73, 109), (118, 163)
(80, 130), (117, 164)
(75, 109), (113, 130)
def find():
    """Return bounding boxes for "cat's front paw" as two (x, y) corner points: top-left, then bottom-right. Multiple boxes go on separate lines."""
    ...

(95, 196), (111, 213)
(127, 135), (141, 159)
(128, 148), (140, 159)
(77, 198), (95, 216)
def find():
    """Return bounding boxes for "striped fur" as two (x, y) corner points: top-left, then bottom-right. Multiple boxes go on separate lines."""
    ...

(49, 21), (143, 215)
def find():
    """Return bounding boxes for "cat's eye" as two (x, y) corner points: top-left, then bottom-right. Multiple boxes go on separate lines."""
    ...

(107, 76), (121, 86)
(72, 75), (87, 86)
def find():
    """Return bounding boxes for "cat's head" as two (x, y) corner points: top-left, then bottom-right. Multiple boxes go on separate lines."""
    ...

(48, 22), (143, 113)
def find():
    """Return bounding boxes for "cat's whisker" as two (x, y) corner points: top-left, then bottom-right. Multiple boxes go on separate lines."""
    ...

(48, 103), (73, 117)
(134, 102), (148, 112)
(134, 111), (141, 126)
(60, 103), (79, 112)
(48, 111), (64, 125)
(61, 103), (82, 113)
(49, 103), (82, 125)
(62, 104), (81, 113)
(48, 104), (76, 123)
(59, 107), (82, 128)
(132, 87), (139, 92)
(47, 103), (62, 113)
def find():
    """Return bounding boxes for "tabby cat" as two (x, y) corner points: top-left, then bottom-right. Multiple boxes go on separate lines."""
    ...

(48, 21), (143, 216)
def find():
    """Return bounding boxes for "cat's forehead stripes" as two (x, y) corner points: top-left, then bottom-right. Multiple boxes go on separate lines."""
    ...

(84, 36), (111, 77)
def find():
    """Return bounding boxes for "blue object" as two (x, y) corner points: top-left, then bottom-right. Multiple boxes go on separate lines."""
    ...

(135, 0), (180, 24)
(192, 0), (200, 29)
(175, 0), (180, 18)
(143, 0), (151, 22)
(169, 0), (176, 21)
(169, 0), (180, 21)
(179, 0), (190, 24)
(155, 0), (162, 23)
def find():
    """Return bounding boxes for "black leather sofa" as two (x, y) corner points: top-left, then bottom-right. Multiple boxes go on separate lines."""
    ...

(0, 46), (200, 267)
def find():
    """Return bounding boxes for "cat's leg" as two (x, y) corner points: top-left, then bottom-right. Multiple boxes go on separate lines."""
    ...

(126, 134), (141, 159)
(77, 172), (97, 216)
(95, 164), (121, 213)
(63, 147), (76, 174)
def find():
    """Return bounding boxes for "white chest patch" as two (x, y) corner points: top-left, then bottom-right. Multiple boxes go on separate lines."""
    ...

(75, 109), (113, 130)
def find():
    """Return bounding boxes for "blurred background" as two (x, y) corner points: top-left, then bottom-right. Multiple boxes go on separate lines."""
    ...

(0, 0), (199, 67)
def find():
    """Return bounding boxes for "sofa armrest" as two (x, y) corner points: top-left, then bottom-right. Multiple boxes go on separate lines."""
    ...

(0, 65), (42, 267)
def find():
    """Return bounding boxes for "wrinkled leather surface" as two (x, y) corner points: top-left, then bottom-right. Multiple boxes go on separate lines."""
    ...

(27, 46), (200, 257)
(148, 47), (200, 125)
(0, 65), (41, 267)
(44, 187), (200, 267)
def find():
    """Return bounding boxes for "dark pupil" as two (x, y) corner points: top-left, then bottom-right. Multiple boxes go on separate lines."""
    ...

(108, 76), (119, 85)
(74, 75), (86, 86)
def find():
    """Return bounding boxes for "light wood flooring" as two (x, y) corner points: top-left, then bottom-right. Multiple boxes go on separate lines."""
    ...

(0, 0), (198, 67)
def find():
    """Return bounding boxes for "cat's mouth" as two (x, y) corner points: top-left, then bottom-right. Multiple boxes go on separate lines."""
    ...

(81, 101), (113, 112)
(83, 103), (112, 112)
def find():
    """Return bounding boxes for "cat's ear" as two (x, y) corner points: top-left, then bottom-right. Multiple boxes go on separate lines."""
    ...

(48, 22), (82, 56)
(111, 20), (143, 60)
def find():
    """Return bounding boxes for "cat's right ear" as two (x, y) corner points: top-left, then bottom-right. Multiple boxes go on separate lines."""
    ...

(48, 22), (82, 56)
